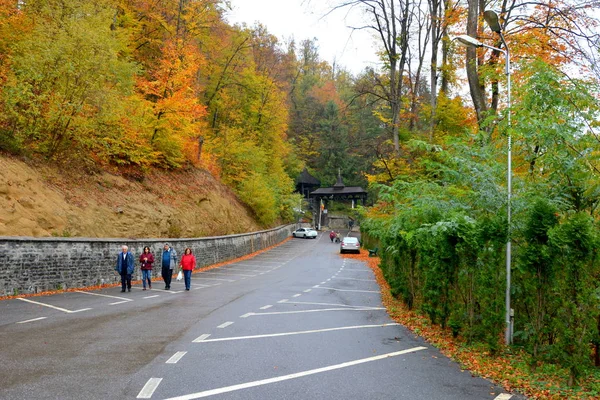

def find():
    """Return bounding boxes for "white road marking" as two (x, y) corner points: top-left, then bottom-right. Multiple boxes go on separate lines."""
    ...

(292, 294), (301, 298)
(137, 377), (162, 399)
(315, 287), (379, 293)
(166, 351), (188, 364)
(320, 281), (326, 284)
(287, 301), (383, 309)
(16, 317), (47, 324)
(17, 298), (91, 313)
(333, 277), (376, 282)
(494, 395), (512, 400)
(229, 263), (273, 268)
(217, 321), (234, 329)
(312, 285), (320, 288)
(245, 308), (384, 317)
(240, 313), (253, 318)
(74, 290), (132, 302)
(259, 305), (272, 310)
(144, 295), (160, 299)
(192, 334), (211, 343)
(240, 260), (280, 264)
(303, 289), (312, 293)
(110, 301), (130, 305)
(196, 277), (235, 282)
(277, 299), (288, 303)
(164, 347), (426, 400)
(223, 267), (267, 273)
(201, 271), (256, 277)
(342, 268), (371, 272)
(193, 323), (400, 343)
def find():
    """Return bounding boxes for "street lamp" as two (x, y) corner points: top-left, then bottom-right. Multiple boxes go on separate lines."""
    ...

(454, 11), (512, 345)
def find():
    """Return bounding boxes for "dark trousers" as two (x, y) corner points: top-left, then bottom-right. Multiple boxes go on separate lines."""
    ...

(120, 273), (132, 290)
(162, 266), (172, 288)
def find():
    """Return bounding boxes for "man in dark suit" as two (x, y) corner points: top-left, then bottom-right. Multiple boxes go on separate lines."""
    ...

(115, 245), (135, 292)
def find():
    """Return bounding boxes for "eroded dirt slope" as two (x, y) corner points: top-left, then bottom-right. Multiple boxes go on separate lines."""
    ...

(0, 155), (261, 238)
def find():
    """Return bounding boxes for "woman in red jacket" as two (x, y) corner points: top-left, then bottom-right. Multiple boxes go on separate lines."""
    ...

(139, 246), (155, 290)
(179, 247), (196, 291)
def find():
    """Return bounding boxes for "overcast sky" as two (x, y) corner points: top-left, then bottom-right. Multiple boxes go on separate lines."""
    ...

(224, 0), (381, 75)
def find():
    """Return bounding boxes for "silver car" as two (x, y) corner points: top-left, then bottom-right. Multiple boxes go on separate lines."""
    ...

(340, 237), (360, 253)
(292, 228), (318, 239)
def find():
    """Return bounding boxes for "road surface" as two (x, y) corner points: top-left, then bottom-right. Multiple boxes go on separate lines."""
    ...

(0, 232), (524, 399)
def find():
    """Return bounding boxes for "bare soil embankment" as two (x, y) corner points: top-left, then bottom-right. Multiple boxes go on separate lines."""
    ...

(0, 155), (261, 238)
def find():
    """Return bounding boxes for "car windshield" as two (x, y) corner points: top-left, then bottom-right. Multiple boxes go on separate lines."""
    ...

(343, 238), (358, 243)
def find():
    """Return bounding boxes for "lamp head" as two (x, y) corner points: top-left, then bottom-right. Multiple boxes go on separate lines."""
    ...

(484, 10), (502, 33)
(453, 35), (483, 48)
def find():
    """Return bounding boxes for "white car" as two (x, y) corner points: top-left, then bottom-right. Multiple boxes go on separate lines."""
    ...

(292, 228), (318, 239)
(340, 237), (361, 253)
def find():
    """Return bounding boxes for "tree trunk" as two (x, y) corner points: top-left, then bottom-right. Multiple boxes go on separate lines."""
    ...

(465, 0), (487, 128)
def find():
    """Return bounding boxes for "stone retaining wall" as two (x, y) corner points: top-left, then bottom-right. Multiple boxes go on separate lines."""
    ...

(0, 225), (294, 296)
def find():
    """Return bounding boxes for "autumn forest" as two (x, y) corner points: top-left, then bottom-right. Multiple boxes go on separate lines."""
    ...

(2, 0), (600, 396)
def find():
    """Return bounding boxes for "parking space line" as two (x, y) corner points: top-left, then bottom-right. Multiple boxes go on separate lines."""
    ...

(333, 277), (376, 282)
(166, 352), (187, 364)
(287, 301), (383, 309)
(240, 313), (253, 318)
(217, 321), (234, 329)
(137, 377), (162, 399)
(163, 347), (426, 400)
(494, 395), (512, 400)
(315, 287), (379, 293)
(260, 305), (272, 310)
(16, 317), (47, 324)
(17, 298), (92, 313)
(144, 295), (160, 299)
(303, 289), (312, 293)
(195, 277), (235, 282)
(229, 263), (274, 268)
(110, 301), (130, 305)
(292, 294), (301, 298)
(193, 324), (400, 343)
(245, 307), (384, 317)
(74, 290), (132, 302)
(277, 299), (288, 303)
(201, 271), (256, 277)
(223, 267), (268, 273)
(192, 334), (211, 343)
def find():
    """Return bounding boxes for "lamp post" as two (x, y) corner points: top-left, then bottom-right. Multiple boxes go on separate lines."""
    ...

(454, 11), (512, 345)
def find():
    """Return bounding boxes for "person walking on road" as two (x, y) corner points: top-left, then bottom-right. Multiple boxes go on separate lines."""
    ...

(329, 230), (336, 242)
(115, 245), (135, 292)
(161, 243), (177, 290)
(139, 246), (154, 290)
(179, 247), (196, 291)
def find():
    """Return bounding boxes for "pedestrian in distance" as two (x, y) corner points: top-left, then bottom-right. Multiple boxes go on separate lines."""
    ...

(139, 246), (154, 290)
(161, 243), (177, 290)
(115, 245), (135, 292)
(179, 247), (196, 291)
(329, 230), (336, 242)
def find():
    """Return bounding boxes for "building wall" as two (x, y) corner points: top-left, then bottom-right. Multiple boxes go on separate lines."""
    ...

(0, 225), (294, 296)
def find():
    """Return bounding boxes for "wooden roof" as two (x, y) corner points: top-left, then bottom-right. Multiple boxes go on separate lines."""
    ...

(296, 168), (321, 186)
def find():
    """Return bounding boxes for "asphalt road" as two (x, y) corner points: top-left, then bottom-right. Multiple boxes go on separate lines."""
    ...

(0, 233), (525, 400)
